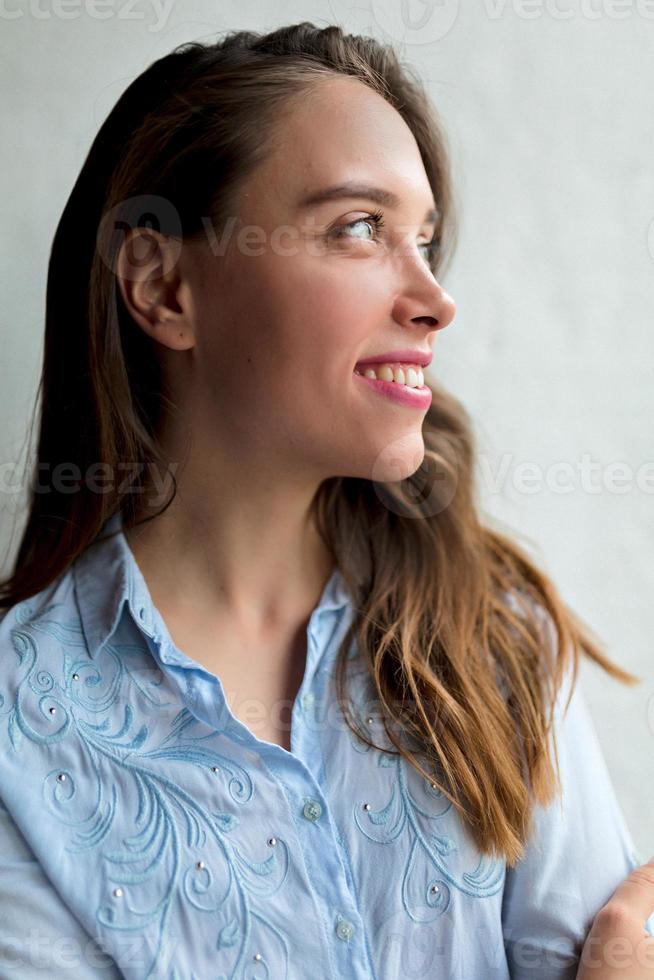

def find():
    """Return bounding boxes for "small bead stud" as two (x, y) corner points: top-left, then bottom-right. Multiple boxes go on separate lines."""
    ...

(72, 673), (80, 681)
(211, 766), (220, 773)
(112, 887), (123, 898)
(253, 953), (262, 962)
(196, 860), (205, 871)
(363, 802), (371, 811)
(267, 837), (277, 846)
(56, 773), (66, 782)
(49, 707), (56, 715)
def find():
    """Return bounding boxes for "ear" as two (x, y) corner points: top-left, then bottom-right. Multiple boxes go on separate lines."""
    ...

(115, 227), (194, 351)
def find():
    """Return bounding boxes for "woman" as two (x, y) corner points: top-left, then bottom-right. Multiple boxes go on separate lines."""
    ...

(0, 21), (652, 979)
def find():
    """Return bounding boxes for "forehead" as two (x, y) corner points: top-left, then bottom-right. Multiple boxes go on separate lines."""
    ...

(252, 75), (435, 215)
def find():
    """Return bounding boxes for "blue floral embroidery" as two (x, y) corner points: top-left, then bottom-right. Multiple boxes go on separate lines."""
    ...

(343, 669), (505, 925)
(3, 612), (293, 979)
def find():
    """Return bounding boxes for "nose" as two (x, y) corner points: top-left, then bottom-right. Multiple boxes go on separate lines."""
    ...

(392, 264), (456, 334)
(432, 285), (456, 331)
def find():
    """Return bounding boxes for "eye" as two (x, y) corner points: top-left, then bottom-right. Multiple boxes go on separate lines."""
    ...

(331, 208), (386, 244)
(329, 209), (438, 267)
(418, 238), (439, 266)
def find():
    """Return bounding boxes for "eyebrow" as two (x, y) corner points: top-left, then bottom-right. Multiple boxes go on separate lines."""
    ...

(297, 181), (438, 227)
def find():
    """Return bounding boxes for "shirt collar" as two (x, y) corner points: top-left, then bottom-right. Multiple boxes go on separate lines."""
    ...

(73, 510), (353, 660)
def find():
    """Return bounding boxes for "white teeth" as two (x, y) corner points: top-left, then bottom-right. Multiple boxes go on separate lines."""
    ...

(357, 363), (425, 388)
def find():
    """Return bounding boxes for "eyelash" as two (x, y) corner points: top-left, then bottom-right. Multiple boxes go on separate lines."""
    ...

(333, 208), (437, 263)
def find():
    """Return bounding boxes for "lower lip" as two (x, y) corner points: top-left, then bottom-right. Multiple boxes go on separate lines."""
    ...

(353, 371), (432, 409)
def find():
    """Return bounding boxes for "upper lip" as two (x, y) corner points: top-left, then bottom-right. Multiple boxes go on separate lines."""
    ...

(354, 348), (433, 368)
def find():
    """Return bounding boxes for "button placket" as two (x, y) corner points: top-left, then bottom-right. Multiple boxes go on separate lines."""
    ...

(302, 798), (323, 822)
(300, 690), (316, 711)
(335, 913), (356, 942)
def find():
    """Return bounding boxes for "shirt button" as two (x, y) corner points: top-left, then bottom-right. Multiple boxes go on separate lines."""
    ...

(301, 691), (315, 710)
(335, 916), (355, 941)
(302, 798), (322, 822)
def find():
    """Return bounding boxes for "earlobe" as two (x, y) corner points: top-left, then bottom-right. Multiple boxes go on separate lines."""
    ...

(154, 316), (194, 351)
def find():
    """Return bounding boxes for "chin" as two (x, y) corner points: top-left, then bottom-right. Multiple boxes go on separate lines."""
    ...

(357, 430), (427, 484)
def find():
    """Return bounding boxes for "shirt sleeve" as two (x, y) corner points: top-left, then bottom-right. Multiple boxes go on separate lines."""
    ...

(501, 649), (654, 979)
(0, 795), (123, 979)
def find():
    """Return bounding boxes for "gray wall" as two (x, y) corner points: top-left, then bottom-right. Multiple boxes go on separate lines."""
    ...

(1, 0), (652, 855)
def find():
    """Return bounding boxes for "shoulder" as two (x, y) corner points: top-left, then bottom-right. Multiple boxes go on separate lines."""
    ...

(500, 586), (558, 647)
(493, 586), (572, 701)
(0, 565), (79, 644)
(0, 567), (82, 726)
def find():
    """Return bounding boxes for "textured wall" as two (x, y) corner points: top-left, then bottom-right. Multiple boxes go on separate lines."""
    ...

(1, 0), (652, 855)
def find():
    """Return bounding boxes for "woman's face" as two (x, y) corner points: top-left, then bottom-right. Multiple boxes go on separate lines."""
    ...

(181, 74), (456, 485)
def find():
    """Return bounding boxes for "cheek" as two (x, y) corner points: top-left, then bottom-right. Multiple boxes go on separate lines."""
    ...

(199, 252), (390, 397)
(302, 261), (386, 311)
(277, 266), (388, 366)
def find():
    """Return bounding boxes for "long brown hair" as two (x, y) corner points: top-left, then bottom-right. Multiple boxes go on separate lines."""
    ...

(0, 21), (639, 866)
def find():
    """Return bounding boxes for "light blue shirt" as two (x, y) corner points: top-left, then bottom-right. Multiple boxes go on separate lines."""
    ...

(0, 511), (651, 979)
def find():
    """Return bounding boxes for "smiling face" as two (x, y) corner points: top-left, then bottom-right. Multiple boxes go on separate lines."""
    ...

(179, 74), (457, 484)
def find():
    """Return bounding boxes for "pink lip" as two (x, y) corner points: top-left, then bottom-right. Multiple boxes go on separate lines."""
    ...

(354, 348), (433, 368)
(353, 372), (432, 410)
